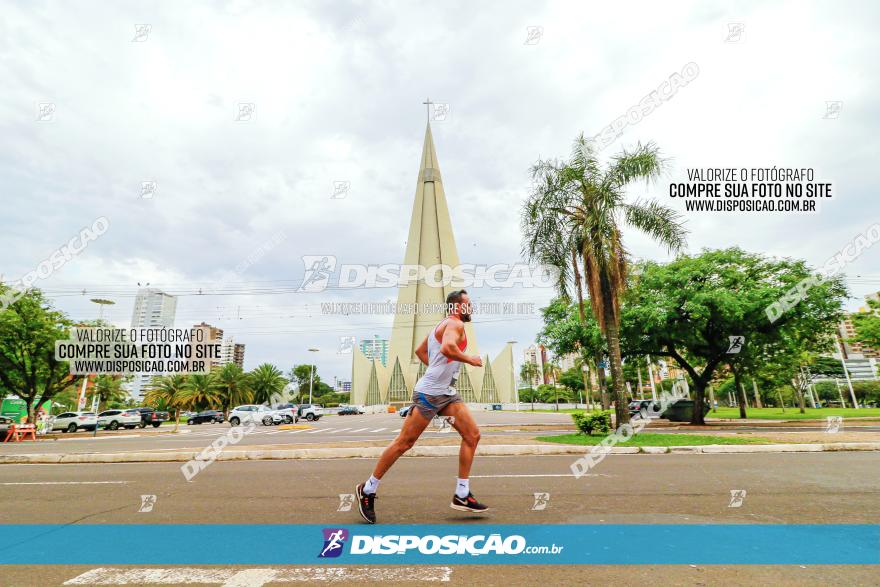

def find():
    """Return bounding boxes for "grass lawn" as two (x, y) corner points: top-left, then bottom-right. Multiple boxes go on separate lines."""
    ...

(709, 407), (880, 420)
(536, 432), (770, 446)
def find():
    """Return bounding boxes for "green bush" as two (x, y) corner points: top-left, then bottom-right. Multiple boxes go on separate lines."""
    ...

(571, 410), (612, 436)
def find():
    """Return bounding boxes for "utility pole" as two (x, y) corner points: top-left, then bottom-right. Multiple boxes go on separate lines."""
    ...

(308, 348), (319, 404)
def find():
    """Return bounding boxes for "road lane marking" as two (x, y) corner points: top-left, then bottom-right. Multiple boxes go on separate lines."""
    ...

(1, 481), (129, 485)
(64, 567), (453, 584)
(307, 428), (330, 434)
(470, 473), (611, 478)
(332, 428), (351, 433)
(348, 428), (370, 433)
(57, 435), (141, 442)
(370, 428), (387, 433)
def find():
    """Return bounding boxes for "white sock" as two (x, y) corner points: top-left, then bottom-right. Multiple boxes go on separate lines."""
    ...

(455, 478), (469, 498)
(364, 475), (380, 495)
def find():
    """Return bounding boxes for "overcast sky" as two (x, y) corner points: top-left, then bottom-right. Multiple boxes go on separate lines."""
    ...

(2, 0), (878, 383)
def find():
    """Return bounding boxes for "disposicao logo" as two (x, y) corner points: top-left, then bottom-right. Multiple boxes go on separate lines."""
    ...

(318, 528), (348, 558)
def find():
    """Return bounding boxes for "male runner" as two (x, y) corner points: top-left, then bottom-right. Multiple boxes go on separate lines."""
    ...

(356, 289), (488, 524)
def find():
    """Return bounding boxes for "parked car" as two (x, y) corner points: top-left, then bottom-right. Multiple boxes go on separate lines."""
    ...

(0, 415), (12, 434)
(398, 405), (412, 418)
(272, 403), (300, 424)
(97, 409), (141, 430)
(297, 403), (323, 421)
(629, 400), (663, 419)
(187, 410), (226, 425)
(337, 405), (364, 415)
(129, 407), (170, 428)
(229, 405), (283, 426)
(51, 411), (97, 432)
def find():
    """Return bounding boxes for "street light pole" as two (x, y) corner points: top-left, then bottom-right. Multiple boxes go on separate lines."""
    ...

(308, 348), (319, 404)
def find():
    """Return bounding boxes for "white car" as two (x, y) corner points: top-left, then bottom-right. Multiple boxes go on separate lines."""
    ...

(97, 409), (141, 430)
(272, 403), (300, 424)
(228, 405), (283, 426)
(51, 411), (98, 433)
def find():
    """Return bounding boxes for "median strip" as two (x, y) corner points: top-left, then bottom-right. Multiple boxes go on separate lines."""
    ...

(1, 442), (878, 464)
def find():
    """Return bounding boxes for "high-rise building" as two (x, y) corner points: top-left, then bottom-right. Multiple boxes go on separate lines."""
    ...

(128, 288), (177, 399)
(359, 335), (389, 368)
(191, 322), (225, 372)
(130, 288), (177, 329)
(522, 344), (547, 387)
(233, 343), (246, 368)
(557, 353), (578, 373)
(219, 337), (245, 368)
(836, 291), (880, 360)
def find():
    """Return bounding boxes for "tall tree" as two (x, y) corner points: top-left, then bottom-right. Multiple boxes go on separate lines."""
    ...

(0, 286), (81, 421)
(849, 298), (880, 349)
(288, 364), (320, 399)
(249, 363), (288, 405)
(537, 298), (608, 409)
(519, 361), (539, 389)
(90, 375), (130, 411)
(144, 374), (189, 431)
(180, 373), (222, 411)
(523, 136), (687, 425)
(215, 363), (252, 415)
(621, 248), (847, 423)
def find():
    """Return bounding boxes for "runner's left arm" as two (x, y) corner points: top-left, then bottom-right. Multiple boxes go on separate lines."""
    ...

(415, 335), (429, 366)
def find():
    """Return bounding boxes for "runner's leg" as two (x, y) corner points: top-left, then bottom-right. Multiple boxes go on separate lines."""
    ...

(440, 402), (481, 479)
(371, 406), (431, 479)
(441, 402), (489, 512)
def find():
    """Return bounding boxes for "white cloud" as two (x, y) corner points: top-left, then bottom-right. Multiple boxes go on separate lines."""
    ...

(1, 0), (878, 378)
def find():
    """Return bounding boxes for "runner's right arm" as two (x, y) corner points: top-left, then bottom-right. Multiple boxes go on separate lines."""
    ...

(440, 320), (482, 367)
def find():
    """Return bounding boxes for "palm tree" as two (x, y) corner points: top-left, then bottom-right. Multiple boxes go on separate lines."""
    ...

(179, 373), (222, 412)
(215, 363), (252, 416)
(144, 374), (189, 432)
(543, 362), (563, 410)
(523, 135), (687, 426)
(574, 355), (594, 408)
(520, 362), (539, 389)
(248, 363), (287, 406)
(90, 375), (130, 411)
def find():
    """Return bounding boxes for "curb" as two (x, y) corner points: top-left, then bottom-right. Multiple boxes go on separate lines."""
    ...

(2, 442), (879, 464)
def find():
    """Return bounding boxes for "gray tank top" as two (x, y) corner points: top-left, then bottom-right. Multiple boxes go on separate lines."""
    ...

(414, 319), (465, 396)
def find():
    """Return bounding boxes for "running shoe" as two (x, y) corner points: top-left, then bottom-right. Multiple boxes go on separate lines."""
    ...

(356, 482), (377, 524)
(450, 492), (489, 513)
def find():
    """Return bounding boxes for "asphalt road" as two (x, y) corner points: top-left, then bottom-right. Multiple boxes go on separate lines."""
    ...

(1, 452), (878, 585)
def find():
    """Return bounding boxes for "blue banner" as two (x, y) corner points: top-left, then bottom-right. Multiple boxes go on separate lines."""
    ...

(0, 524), (877, 565)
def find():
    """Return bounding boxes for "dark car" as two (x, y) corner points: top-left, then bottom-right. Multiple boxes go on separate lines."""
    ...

(187, 410), (225, 425)
(129, 407), (170, 428)
(337, 406), (363, 415)
(629, 400), (663, 419)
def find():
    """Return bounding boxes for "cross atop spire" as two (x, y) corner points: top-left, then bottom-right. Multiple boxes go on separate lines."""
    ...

(421, 97), (434, 123)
